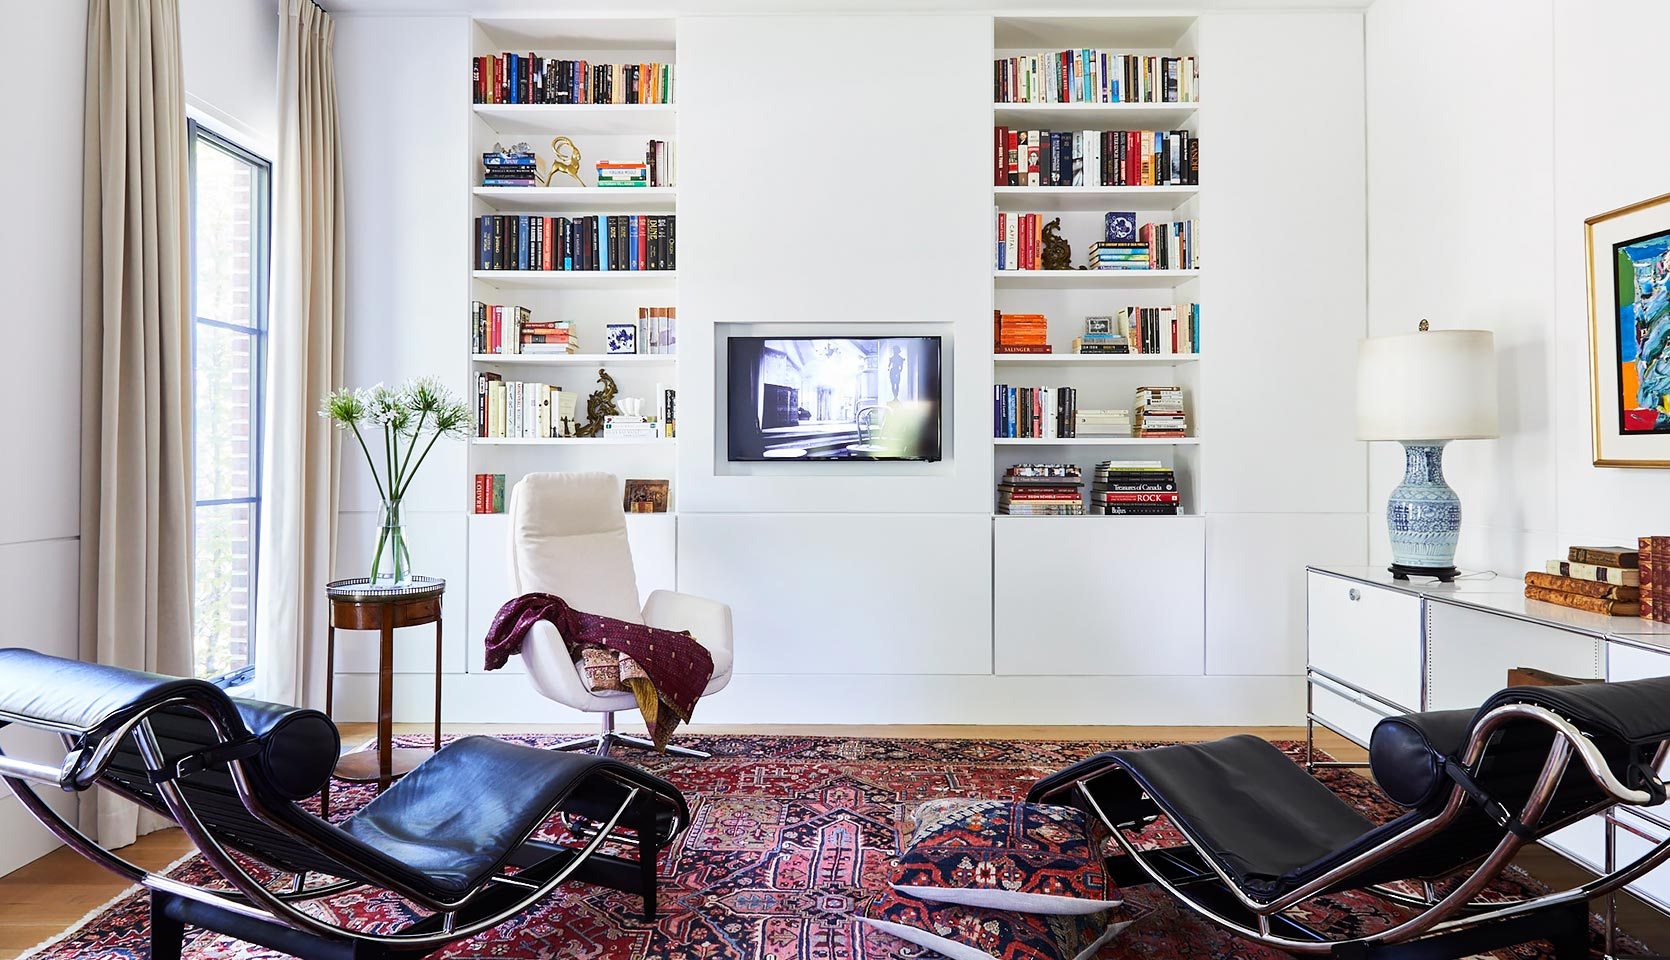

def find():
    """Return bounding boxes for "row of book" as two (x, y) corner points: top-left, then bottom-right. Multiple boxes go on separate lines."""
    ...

(475, 214), (676, 272)
(1136, 386), (1186, 437)
(995, 129), (1198, 187)
(994, 52), (1198, 104)
(473, 474), (506, 514)
(1084, 305), (1200, 355)
(471, 304), (581, 355)
(471, 54), (673, 105)
(997, 464), (1084, 516)
(993, 312), (1047, 353)
(477, 375), (580, 439)
(1091, 460), (1181, 515)
(992, 212), (1196, 271)
(995, 385), (1079, 438)
(1526, 545), (1646, 616)
(630, 307), (677, 354)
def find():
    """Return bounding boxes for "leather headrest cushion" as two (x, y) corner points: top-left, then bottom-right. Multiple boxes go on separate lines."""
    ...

(230, 699), (340, 801)
(1368, 708), (1474, 811)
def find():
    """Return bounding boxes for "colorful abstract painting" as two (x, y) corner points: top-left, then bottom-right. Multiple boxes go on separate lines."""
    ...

(1587, 192), (1670, 464)
(1612, 227), (1670, 433)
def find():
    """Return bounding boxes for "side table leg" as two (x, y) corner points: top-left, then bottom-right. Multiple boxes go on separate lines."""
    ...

(323, 623), (336, 818)
(433, 615), (443, 754)
(378, 613), (394, 792)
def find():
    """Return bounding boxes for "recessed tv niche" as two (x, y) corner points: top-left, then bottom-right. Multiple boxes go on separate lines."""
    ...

(727, 336), (943, 461)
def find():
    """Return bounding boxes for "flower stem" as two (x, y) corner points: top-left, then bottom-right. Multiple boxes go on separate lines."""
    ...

(396, 410), (427, 493)
(370, 524), (388, 582)
(349, 423), (387, 501)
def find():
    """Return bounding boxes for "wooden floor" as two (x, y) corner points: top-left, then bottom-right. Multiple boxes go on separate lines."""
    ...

(1, 723), (1664, 958)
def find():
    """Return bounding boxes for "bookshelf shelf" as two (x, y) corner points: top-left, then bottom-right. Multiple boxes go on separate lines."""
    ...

(471, 353), (676, 365)
(993, 269), (1200, 290)
(473, 103), (676, 136)
(473, 186), (677, 213)
(472, 437), (676, 446)
(992, 353), (1200, 366)
(993, 185), (1196, 212)
(993, 437), (1199, 446)
(473, 270), (677, 289)
(993, 102), (1197, 129)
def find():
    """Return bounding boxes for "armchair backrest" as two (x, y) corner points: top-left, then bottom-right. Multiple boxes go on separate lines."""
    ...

(507, 472), (643, 622)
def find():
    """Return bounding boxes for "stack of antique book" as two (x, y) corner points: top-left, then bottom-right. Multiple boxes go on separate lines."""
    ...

(1525, 545), (1641, 616)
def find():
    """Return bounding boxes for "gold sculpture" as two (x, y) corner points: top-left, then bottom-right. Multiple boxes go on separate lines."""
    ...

(543, 136), (584, 187)
(575, 369), (621, 437)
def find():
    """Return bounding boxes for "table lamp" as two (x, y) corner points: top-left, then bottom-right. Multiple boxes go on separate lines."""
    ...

(1356, 321), (1498, 582)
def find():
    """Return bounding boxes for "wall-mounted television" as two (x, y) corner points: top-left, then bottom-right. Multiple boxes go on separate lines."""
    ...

(727, 336), (943, 461)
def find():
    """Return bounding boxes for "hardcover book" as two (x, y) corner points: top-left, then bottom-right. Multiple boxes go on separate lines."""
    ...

(1568, 545), (1639, 568)
(1524, 584), (1640, 617)
(1522, 570), (1638, 601)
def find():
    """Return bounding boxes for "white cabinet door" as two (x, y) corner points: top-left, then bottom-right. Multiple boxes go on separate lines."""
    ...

(993, 516), (1204, 677)
(1306, 572), (1422, 712)
(1614, 810), (1670, 913)
(1424, 602), (1603, 710)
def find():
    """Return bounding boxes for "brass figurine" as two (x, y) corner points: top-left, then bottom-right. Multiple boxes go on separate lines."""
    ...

(575, 369), (621, 438)
(543, 136), (584, 187)
(1040, 218), (1073, 271)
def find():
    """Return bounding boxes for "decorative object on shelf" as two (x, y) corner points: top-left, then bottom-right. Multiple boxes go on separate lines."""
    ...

(321, 378), (472, 584)
(575, 368), (621, 437)
(1356, 321), (1498, 582)
(1040, 217), (1073, 270)
(624, 478), (669, 513)
(1585, 191), (1670, 466)
(544, 135), (583, 187)
(606, 322), (638, 354)
(1105, 211), (1137, 242)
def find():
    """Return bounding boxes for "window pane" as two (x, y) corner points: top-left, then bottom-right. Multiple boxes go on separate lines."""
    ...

(194, 324), (256, 501)
(193, 501), (254, 677)
(193, 142), (257, 326)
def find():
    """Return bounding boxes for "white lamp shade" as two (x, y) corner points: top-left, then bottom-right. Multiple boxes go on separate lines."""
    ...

(1356, 329), (1499, 441)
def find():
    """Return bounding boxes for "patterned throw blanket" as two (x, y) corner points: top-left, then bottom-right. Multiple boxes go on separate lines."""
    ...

(483, 593), (714, 749)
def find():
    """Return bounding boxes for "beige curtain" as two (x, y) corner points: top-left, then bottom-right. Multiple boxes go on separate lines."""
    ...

(252, 0), (344, 708)
(79, 0), (194, 848)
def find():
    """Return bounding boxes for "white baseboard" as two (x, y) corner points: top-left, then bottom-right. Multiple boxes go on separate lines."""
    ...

(0, 791), (74, 876)
(325, 671), (1305, 727)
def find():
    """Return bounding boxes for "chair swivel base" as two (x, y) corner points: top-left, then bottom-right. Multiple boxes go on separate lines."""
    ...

(552, 712), (711, 759)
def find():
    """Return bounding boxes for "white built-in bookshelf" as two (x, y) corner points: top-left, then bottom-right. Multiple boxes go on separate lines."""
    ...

(990, 14), (1202, 518)
(467, 16), (679, 514)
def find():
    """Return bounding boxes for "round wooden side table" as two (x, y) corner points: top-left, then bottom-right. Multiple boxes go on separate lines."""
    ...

(322, 576), (445, 816)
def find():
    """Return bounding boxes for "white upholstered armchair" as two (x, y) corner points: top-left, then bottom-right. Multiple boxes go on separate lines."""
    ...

(507, 472), (734, 757)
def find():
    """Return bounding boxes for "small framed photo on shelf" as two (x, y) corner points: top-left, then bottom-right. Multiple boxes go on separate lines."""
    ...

(606, 323), (638, 355)
(624, 478), (669, 513)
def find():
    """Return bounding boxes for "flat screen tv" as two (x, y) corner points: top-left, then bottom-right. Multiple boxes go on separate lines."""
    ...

(727, 336), (943, 461)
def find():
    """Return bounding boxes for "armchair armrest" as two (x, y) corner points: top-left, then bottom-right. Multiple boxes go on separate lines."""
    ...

(642, 590), (734, 681)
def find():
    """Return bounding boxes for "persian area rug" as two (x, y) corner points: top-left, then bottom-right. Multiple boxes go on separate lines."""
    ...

(22, 734), (1642, 960)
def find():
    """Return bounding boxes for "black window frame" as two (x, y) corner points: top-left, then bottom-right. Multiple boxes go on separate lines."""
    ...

(187, 119), (272, 685)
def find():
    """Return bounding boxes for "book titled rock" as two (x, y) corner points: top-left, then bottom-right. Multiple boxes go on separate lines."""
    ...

(1523, 570), (1638, 601)
(1567, 545), (1639, 568)
(1524, 584), (1640, 617)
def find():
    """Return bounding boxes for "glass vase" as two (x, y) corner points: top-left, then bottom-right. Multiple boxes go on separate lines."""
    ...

(370, 498), (414, 585)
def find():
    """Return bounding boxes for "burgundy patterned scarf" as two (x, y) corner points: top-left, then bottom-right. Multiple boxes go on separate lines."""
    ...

(483, 593), (714, 750)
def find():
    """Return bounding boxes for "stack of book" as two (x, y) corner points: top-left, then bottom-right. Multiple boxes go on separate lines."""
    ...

(471, 302), (530, 354)
(473, 474), (506, 514)
(1140, 219), (1197, 270)
(472, 55), (673, 105)
(597, 161), (648, 187)
(604, 415), (659, 440)
(1095, 304), (1200, 354)
(994, 385), (1077, 438)
(482, 147), (539, 187)
(637, 307), (676, 354)
(646, 139), (674, 187)
(475, 375), (578, 439)
(1135, 386), (1187, 437)
(1073, 316), (1128, 354)
(1641, 537), (1670, 622)
(1090, 460), (1180, 516)
(994, 128), (1198, 187)
(993, 311), (1050, 353)
(518, 320), (579, 354)
(996, 464), (1085, 516)
(993, 52), (1198, 104)
(1525, 546), (1643, 616)
(1086, 240), (1149, 270)
(476, 214), (675, 272)
(1075, 409), (1131, 436)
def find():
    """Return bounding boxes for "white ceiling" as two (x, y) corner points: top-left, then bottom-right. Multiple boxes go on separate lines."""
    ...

(324, 0), (1371, 16)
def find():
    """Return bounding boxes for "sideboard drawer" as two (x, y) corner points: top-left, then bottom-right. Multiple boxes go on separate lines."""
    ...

(1309, 673), (1401, 748)
(1613, 809), (1670, 913)
(1307, 572), (1423, 712)
(1609, 640), (1670, 683)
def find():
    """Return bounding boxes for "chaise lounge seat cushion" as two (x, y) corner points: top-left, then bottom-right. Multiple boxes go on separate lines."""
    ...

(341, 735), (678, 899)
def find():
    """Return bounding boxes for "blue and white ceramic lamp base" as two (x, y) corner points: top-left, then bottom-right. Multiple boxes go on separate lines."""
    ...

(1386, 441), (1461, 582)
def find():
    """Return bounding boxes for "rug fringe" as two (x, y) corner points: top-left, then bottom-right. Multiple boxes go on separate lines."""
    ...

(17, 849), (199, 960)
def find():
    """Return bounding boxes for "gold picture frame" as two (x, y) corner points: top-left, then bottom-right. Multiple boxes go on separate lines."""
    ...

(1586, 190), (1670, 467)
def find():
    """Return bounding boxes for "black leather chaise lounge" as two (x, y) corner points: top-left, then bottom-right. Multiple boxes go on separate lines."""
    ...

(0, 648), (690, 959)
(1029, 676), (1670, 960)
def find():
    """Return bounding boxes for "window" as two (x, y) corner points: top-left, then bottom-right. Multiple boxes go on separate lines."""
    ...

(188, 122), (271, 681)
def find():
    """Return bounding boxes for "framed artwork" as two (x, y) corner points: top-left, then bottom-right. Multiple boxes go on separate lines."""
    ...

(1587, 191), (1670, 466)
(623, 478), (669, 513)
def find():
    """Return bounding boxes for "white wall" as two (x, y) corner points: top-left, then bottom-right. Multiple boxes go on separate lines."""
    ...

(1365, 0), (1670, 575)
(0, 3), (85, 876)
(181, 0), (280, 154)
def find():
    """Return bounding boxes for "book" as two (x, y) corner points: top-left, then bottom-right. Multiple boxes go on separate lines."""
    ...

(1522, 570), (1639, 601)
(994, 52), (1198, 105)
(473, 474), (506, 513)
(997, 463), (1084, 515)
(476, 214), (675, 272)
(1524, 584), (1640, 617)
(1568, 545), (1639, 568)
(474, 54), (674, 105)
(1543, 559), (1640, 586)
(624, 478), (670, 513)
(1641, 536), (1670, 623)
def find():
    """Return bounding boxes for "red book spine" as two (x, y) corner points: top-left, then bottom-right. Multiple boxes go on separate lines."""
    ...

(995, 126), (1007, 186)
(474, 475), (484, 513)
(1097, 492), (1182, 503)
(1007, 130), (1019, 185)
(639, 215), (648, 270)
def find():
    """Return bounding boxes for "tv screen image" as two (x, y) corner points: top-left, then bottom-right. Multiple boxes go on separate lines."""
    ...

(727, 336), (943, 461)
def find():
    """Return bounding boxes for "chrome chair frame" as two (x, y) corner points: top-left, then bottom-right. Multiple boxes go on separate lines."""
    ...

(0, 690), (689, 959)
(1034, 702), (1670, 958)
